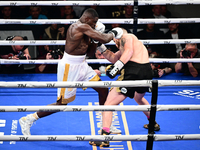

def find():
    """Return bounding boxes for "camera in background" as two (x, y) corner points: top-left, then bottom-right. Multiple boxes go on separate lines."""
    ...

(182, 49), (191, 58)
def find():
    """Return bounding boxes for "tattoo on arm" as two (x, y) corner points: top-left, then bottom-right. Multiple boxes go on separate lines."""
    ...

(120, 38), (127, 47)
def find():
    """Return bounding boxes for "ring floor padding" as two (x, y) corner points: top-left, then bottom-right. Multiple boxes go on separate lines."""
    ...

(0, 73), (200, 150)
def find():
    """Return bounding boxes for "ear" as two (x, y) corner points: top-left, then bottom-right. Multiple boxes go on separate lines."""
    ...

(84, 17), (90, 23)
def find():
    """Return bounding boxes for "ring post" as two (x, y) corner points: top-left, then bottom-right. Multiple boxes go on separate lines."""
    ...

(133, 0), (138, 36)
(146, 80), (158, 150)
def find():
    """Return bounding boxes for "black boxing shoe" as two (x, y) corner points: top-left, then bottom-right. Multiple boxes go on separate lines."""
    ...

(143, 120), (160, 131)
(89, 129), (110, 147)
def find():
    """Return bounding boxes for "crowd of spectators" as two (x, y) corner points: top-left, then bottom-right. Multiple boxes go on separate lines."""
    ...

(0, 5), (200, 77)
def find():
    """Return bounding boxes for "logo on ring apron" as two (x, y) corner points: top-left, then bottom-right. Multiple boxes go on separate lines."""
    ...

(121, 87), (127, 94)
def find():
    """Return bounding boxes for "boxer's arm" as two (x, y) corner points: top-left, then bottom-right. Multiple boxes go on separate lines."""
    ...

(79, 24), (113, 44)
(118, 36), (133, 65)
(102, 50), (121, 64)
(87, 41), (97, 58)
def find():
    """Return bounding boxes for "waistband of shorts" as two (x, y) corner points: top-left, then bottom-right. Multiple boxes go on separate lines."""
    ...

(62, 52), (86, 63)
(126, 61), (150, 66)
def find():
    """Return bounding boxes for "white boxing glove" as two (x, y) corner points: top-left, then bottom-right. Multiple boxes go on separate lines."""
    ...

(109, 27), (123, 39)
(97, 43), (107, 54)
(95, 21), (105, 33)
(93, 21), (106, 44)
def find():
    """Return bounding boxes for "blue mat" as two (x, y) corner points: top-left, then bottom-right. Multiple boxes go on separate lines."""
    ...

(0, 73), (200, 150)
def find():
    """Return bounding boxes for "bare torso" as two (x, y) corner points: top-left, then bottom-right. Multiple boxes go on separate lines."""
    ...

(65, 21), (91, 55)
(120, 34), (149, 64)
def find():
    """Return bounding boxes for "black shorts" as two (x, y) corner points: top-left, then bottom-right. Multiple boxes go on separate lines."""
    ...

(116, 61), (153, 98)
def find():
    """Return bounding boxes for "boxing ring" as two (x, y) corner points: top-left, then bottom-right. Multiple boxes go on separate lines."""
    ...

(0, 1), (200, 150)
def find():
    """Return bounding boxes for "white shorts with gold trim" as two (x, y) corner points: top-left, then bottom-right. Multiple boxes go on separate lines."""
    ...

(57, 52), (100, 104)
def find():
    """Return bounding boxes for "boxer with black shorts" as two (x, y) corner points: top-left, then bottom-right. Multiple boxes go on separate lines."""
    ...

(90, 28), (160, 147)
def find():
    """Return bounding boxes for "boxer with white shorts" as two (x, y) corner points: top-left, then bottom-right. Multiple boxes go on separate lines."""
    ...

(19, 8), (123, 136)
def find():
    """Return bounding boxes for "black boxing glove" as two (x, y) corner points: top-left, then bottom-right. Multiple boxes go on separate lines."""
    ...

(106, 60), (124, 79)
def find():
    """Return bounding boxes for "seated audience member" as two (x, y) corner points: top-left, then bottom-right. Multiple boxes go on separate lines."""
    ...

(118, 5), (133, 30)
(150, 54), (173, 78)
(163, 23), (194, 58)
(43, 24), (65, 40)
(0, 6), (15, 19)
(62, 6), (78, 19)
(161, 5), (172, 18)
(151, 5), (166, 19)
(107, 5), (125, 18)
(175, 43), (200, 77)
(81, 6), (107, 18)
(25, 6), (48, 40)
(89, 50), (108, 76)
(39, 24), (65, 58)
(0, 6), (21, 30)
(26, 6), (48, 20)
(0, 36), (31, 74)
(137, 24), (165, 57)
(35, 47), (63, 73)
(61, 6), (79, 33)
(146, 5), (168, 33)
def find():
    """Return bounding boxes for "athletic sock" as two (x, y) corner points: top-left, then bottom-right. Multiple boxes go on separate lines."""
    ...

(102, 127), (110, 133)
(27, 113), (37, 122)
(33, 112), (39, 120)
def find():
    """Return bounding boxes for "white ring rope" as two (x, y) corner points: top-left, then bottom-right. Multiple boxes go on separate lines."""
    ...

(0, 80), (200, 88)
(0, 0), (200, 6)
(0, 1), (200, 146)
(0, 105), (200, 112)
(0, 18), (200, 24)
(0, 134), (200, 141)
(1, 39), (200, 46)
(1, 58), (200, 65)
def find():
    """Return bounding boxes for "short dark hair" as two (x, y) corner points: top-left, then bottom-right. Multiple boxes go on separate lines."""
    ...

(84, 8), (99, 18)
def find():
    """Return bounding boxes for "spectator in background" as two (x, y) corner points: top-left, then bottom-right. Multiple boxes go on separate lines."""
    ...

(151, 5), (166, 19)
(107, 5), (125, 18)
(150, 54), (173, 78)
(0, 6), (20, 30)
(26, 6), (48, 20)
(62, 6), (78, 19)
(118, 5), (133, 30)
(137, 23), (165, 57)
(147, 5), (168, 33)
(89, 49), (108, 76)
(163, 23), (194, 58)
(25, 6), (48, 40)
(175, 43), (200, 77)
(35, 48), (63, 73)
(81, 6), (107, 18)
(61, 6), (79, 34)
(38, 24), (65, 58)
(161, 5), (172, 18)
(0, 36), (31, 74)
(1, 6), (14, 19)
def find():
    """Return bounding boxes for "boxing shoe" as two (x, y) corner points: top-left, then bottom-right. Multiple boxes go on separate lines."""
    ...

(143, 120), (160, 131)
(89, 129), (110, 147)
(19, 114), (36, 135)
(109, 27), (123, 39)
